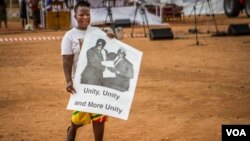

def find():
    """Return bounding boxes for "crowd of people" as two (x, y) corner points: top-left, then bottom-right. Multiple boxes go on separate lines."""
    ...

(1, 0), (70, 30)
(19, 0), (58, 30)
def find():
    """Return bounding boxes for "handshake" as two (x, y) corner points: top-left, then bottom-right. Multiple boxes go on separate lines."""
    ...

(107, 67), (120, 74)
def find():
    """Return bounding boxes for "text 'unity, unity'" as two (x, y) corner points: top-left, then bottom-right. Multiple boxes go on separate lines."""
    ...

(83, 87), (120, 100)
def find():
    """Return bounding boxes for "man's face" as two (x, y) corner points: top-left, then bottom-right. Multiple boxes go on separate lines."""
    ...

(97, 44), (104, 51)
(118, 52), (125, 58)
(74, 7), (90, 29)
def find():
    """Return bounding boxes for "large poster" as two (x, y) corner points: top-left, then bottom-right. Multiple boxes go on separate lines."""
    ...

(67, 26), (143, 120)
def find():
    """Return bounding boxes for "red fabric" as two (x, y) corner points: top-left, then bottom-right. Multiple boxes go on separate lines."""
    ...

(29, 0), (39, 11)
(240, 0), (245, 5)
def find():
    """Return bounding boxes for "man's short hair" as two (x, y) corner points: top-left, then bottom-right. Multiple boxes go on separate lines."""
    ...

(74, 0), (91, 13)
(96, 39), (106, 47)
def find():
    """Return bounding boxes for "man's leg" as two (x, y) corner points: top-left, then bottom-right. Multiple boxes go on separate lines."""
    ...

(66, 123), (82, 141)
(22, 19), (25, 28)
(25, 18), (28, 25)
(67, 111), (91, 141)
(92, 122), (105, 141)
(4, 19), (7, 28)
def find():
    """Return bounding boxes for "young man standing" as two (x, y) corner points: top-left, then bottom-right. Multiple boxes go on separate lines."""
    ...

(61, 1), (113, 141)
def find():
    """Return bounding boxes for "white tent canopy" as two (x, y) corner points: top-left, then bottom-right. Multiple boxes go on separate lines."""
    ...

(71, 6), (163, 27)
(71, 0), (224, 27)
(70, 0), (164, 27)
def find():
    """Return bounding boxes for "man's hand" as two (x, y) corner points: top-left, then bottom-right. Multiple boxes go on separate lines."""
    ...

(107, 67), (116, 73)
(66, 81), (76, 94)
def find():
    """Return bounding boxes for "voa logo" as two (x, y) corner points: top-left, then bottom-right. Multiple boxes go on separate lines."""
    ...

(226, 129), (246, 136)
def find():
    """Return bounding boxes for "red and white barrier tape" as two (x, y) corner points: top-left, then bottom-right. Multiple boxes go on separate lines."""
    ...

(0, 36), (63, 43)
(0, 34), (147, 43)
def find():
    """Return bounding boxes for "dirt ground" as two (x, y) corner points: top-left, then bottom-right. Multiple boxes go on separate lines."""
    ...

(0, 14), (250, 141)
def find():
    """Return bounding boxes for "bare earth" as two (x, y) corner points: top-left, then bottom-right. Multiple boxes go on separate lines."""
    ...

(0, 14), (250, 141)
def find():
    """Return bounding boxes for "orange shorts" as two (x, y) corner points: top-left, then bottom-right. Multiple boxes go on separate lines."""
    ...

(71, 111), (108, 125)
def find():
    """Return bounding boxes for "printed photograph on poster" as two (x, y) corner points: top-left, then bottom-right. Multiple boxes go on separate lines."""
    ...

(67, 26), (143, 120)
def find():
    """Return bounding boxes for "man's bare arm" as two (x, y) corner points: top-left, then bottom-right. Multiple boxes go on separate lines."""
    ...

(63, 55), (76, 94)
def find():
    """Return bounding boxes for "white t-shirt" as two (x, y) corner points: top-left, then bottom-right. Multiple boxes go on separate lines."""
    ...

(61, 27), (86, 78)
